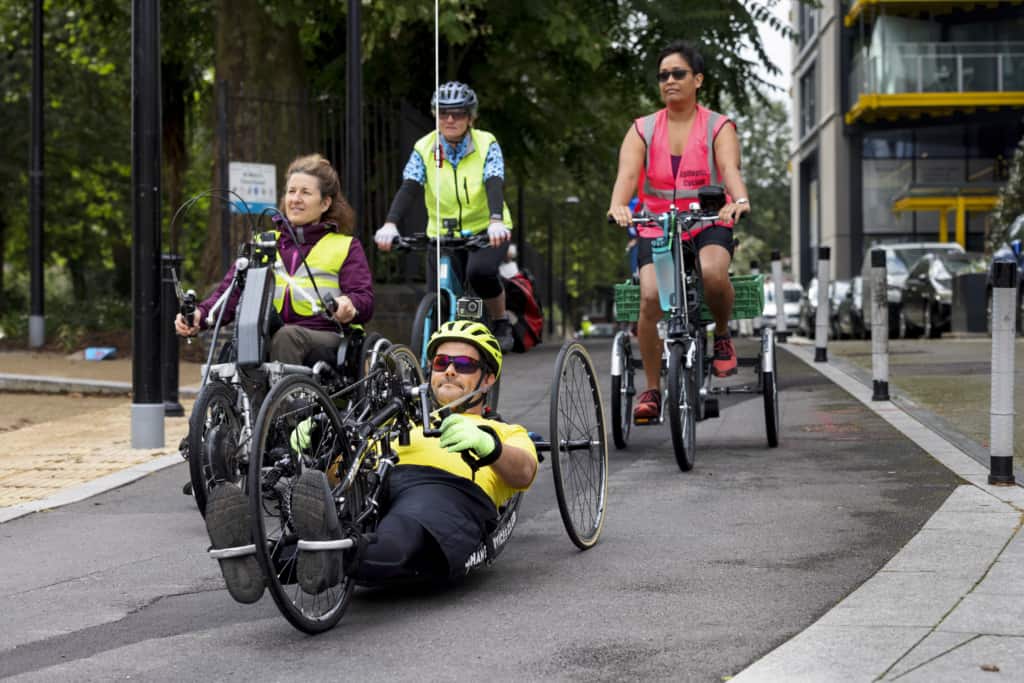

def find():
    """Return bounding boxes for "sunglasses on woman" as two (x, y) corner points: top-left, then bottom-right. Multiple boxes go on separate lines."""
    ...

(431, 354), (483, 374)
(657, 68), (690, 83)
(439, 109), (470, 121)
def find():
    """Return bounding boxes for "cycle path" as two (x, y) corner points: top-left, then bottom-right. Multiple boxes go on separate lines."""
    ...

(1, 341), (1022, 679)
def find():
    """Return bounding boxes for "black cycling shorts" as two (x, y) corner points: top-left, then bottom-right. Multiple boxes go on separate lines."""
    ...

(636, 225), (735, 268)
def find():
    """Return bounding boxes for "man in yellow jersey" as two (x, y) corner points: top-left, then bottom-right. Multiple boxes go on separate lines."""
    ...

(287, 320), (539, 594)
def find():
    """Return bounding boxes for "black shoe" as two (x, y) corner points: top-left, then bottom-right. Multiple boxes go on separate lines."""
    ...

(492, 317), (515, 353)
(291, 470), (345, 595)
(205, 485), (265, 604)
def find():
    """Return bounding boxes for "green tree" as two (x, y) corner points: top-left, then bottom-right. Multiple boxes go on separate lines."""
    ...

(989, 135), (1024, 253)
(730, 97), (792, 272)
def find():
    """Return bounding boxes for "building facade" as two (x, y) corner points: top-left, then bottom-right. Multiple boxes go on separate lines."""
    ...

(790, 0), (1024, 283)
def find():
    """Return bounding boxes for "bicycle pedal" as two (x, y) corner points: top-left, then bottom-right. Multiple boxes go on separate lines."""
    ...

(633, 416), (658, 426)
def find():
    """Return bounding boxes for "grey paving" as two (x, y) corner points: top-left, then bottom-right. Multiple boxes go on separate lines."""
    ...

(733, 341), (1024, 682)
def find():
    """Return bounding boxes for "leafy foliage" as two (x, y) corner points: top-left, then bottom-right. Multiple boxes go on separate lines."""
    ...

(0, 0), (798, 334)
(990, 135), (1024, 253)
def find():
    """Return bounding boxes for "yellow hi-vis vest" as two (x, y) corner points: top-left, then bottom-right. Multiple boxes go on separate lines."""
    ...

(414, 128), (513, 237)
(271, 231), (352, 318)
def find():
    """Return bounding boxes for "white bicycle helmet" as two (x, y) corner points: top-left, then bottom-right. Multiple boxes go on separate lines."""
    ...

(431, 81), (479, 116)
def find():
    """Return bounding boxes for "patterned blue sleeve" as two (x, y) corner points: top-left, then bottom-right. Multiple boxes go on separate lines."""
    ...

(483, 142), (505, 181)
(402, 150), (427, 185)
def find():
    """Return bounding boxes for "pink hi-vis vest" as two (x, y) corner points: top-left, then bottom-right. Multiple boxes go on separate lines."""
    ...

(635, 104), (734, 239)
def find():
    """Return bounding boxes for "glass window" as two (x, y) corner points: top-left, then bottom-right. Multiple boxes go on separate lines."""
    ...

(863, 159), (913, 236)
(800, 64), (817, 137)
(798, 4), (818, 47)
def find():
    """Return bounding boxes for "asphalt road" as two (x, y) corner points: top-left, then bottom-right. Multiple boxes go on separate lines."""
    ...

(0, 337), (959, 682)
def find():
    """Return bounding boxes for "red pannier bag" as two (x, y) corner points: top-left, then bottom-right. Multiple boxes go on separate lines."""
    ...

(503, 271), (543, 353)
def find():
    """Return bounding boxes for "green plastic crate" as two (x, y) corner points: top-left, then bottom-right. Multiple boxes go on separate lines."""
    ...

(700, 273), (765, 321)
(613, 282), (642, 322)
(616, 274), (764, 323)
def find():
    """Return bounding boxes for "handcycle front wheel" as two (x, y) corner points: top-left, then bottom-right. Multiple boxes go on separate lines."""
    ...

(667, 341), (697, 472)
(187, 380), (245, 517)
(550, 340), (609, 550)
(610, 330), (633, 449)
(249, 373), (361, 635)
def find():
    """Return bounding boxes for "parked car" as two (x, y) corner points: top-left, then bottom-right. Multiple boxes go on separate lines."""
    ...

(861, 242), (966, 338)
(798, 277), (849, 339)
(988, 214), (1024, 335)
(835, 276), (868, 339)
(761, 280), (803, 332)
(900, 251), (983, 338)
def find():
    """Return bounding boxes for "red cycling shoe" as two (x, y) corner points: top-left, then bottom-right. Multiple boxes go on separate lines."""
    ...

(712, 334), (738, 377)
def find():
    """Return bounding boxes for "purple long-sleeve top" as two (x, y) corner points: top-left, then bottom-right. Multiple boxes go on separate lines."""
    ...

(197, 221), (374, 332)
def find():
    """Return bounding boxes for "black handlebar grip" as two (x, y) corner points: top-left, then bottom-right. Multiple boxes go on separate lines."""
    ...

(420, 387), (441, 437)
(181, 290), (197, 328)
(322, 295), (338, 318)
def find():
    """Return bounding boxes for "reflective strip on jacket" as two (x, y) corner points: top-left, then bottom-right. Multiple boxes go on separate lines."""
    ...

(270, 231), (352, 317)
(414, 128), (513, 237)
(635, 104), (734, 239)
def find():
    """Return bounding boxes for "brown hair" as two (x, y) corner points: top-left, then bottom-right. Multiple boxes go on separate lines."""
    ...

(279, 154), (356, 234)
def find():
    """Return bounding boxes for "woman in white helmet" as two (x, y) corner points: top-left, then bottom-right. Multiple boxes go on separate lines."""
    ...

(375, 81), (517, 353)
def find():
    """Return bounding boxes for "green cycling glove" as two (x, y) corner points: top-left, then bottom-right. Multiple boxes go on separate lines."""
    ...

(439, 414), (497, 457)
(290, 417), (315, 453)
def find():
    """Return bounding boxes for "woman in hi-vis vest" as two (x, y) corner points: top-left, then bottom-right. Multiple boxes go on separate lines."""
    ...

(175, 154), (375, 365)
(374, 82), (516, 353)
(608, 41), (752, 422)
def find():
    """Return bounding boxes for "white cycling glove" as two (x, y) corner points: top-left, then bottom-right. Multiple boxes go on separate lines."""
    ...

(486, 221), (511, 245)
(375, 222), (400, 251)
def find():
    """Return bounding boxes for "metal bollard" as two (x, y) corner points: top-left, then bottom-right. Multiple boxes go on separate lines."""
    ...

(989, 261), (1017, 485)
(161, 254), (185, 417)
(771, 250), (788, 341)
(870, 248), (890, 400)
(814, 246), (831, 362)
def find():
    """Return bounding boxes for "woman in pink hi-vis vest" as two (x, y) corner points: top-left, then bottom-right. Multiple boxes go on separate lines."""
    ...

(608, 40), (751, 422)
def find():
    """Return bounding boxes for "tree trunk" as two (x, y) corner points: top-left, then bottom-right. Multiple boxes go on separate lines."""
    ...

(162, 61), (188, 256)
(200, 0), (307, 287)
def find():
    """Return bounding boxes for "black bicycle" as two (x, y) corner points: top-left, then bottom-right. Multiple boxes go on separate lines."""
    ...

(213, 337), (609, 634)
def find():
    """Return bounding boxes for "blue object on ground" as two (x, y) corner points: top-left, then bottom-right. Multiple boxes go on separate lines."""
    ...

(84, 347), (117, 361)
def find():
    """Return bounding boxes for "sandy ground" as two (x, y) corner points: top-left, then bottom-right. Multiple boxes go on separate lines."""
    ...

(0, 350), (205, 384)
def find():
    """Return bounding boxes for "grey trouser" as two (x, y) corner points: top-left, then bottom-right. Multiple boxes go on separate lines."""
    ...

(269, 325), (340, 365)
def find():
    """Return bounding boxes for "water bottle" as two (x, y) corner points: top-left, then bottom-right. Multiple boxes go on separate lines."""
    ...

(652, 236), (676, 311)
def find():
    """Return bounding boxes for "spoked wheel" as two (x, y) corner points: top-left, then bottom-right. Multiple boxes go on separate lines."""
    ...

(550, 341), (608, 550)
(761, 327), (780, 448)
(249, 374), (361, 634)
(610, 331), (633, 449)
(667, 341), (697, 471)
(356, 332), (386, 379)
(410, 291), (453, 370)
(187, 380), (246, 517)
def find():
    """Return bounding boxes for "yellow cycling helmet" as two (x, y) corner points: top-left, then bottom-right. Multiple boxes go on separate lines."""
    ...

(426, 320), (503, 378)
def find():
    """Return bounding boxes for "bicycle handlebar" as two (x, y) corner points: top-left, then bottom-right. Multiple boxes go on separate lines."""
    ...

(390, 232), (491, 252)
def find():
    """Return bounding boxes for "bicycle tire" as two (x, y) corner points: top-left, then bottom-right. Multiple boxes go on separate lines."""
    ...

(550, 341), (608, 550)
(410, 291), (453, 371)
(667, 342), (697, 471)
(610, 331), (633, 449)
(762, 329), (780, 448)
(356, 331), (385, 379)
(249, 374), (360, 634)
(187, 380), (245, 517)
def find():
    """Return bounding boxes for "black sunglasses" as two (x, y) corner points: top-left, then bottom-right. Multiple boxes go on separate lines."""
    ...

(431, 353), (483, 374)
(657, 68), (691, 83)
(438, 109), (470, 120)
